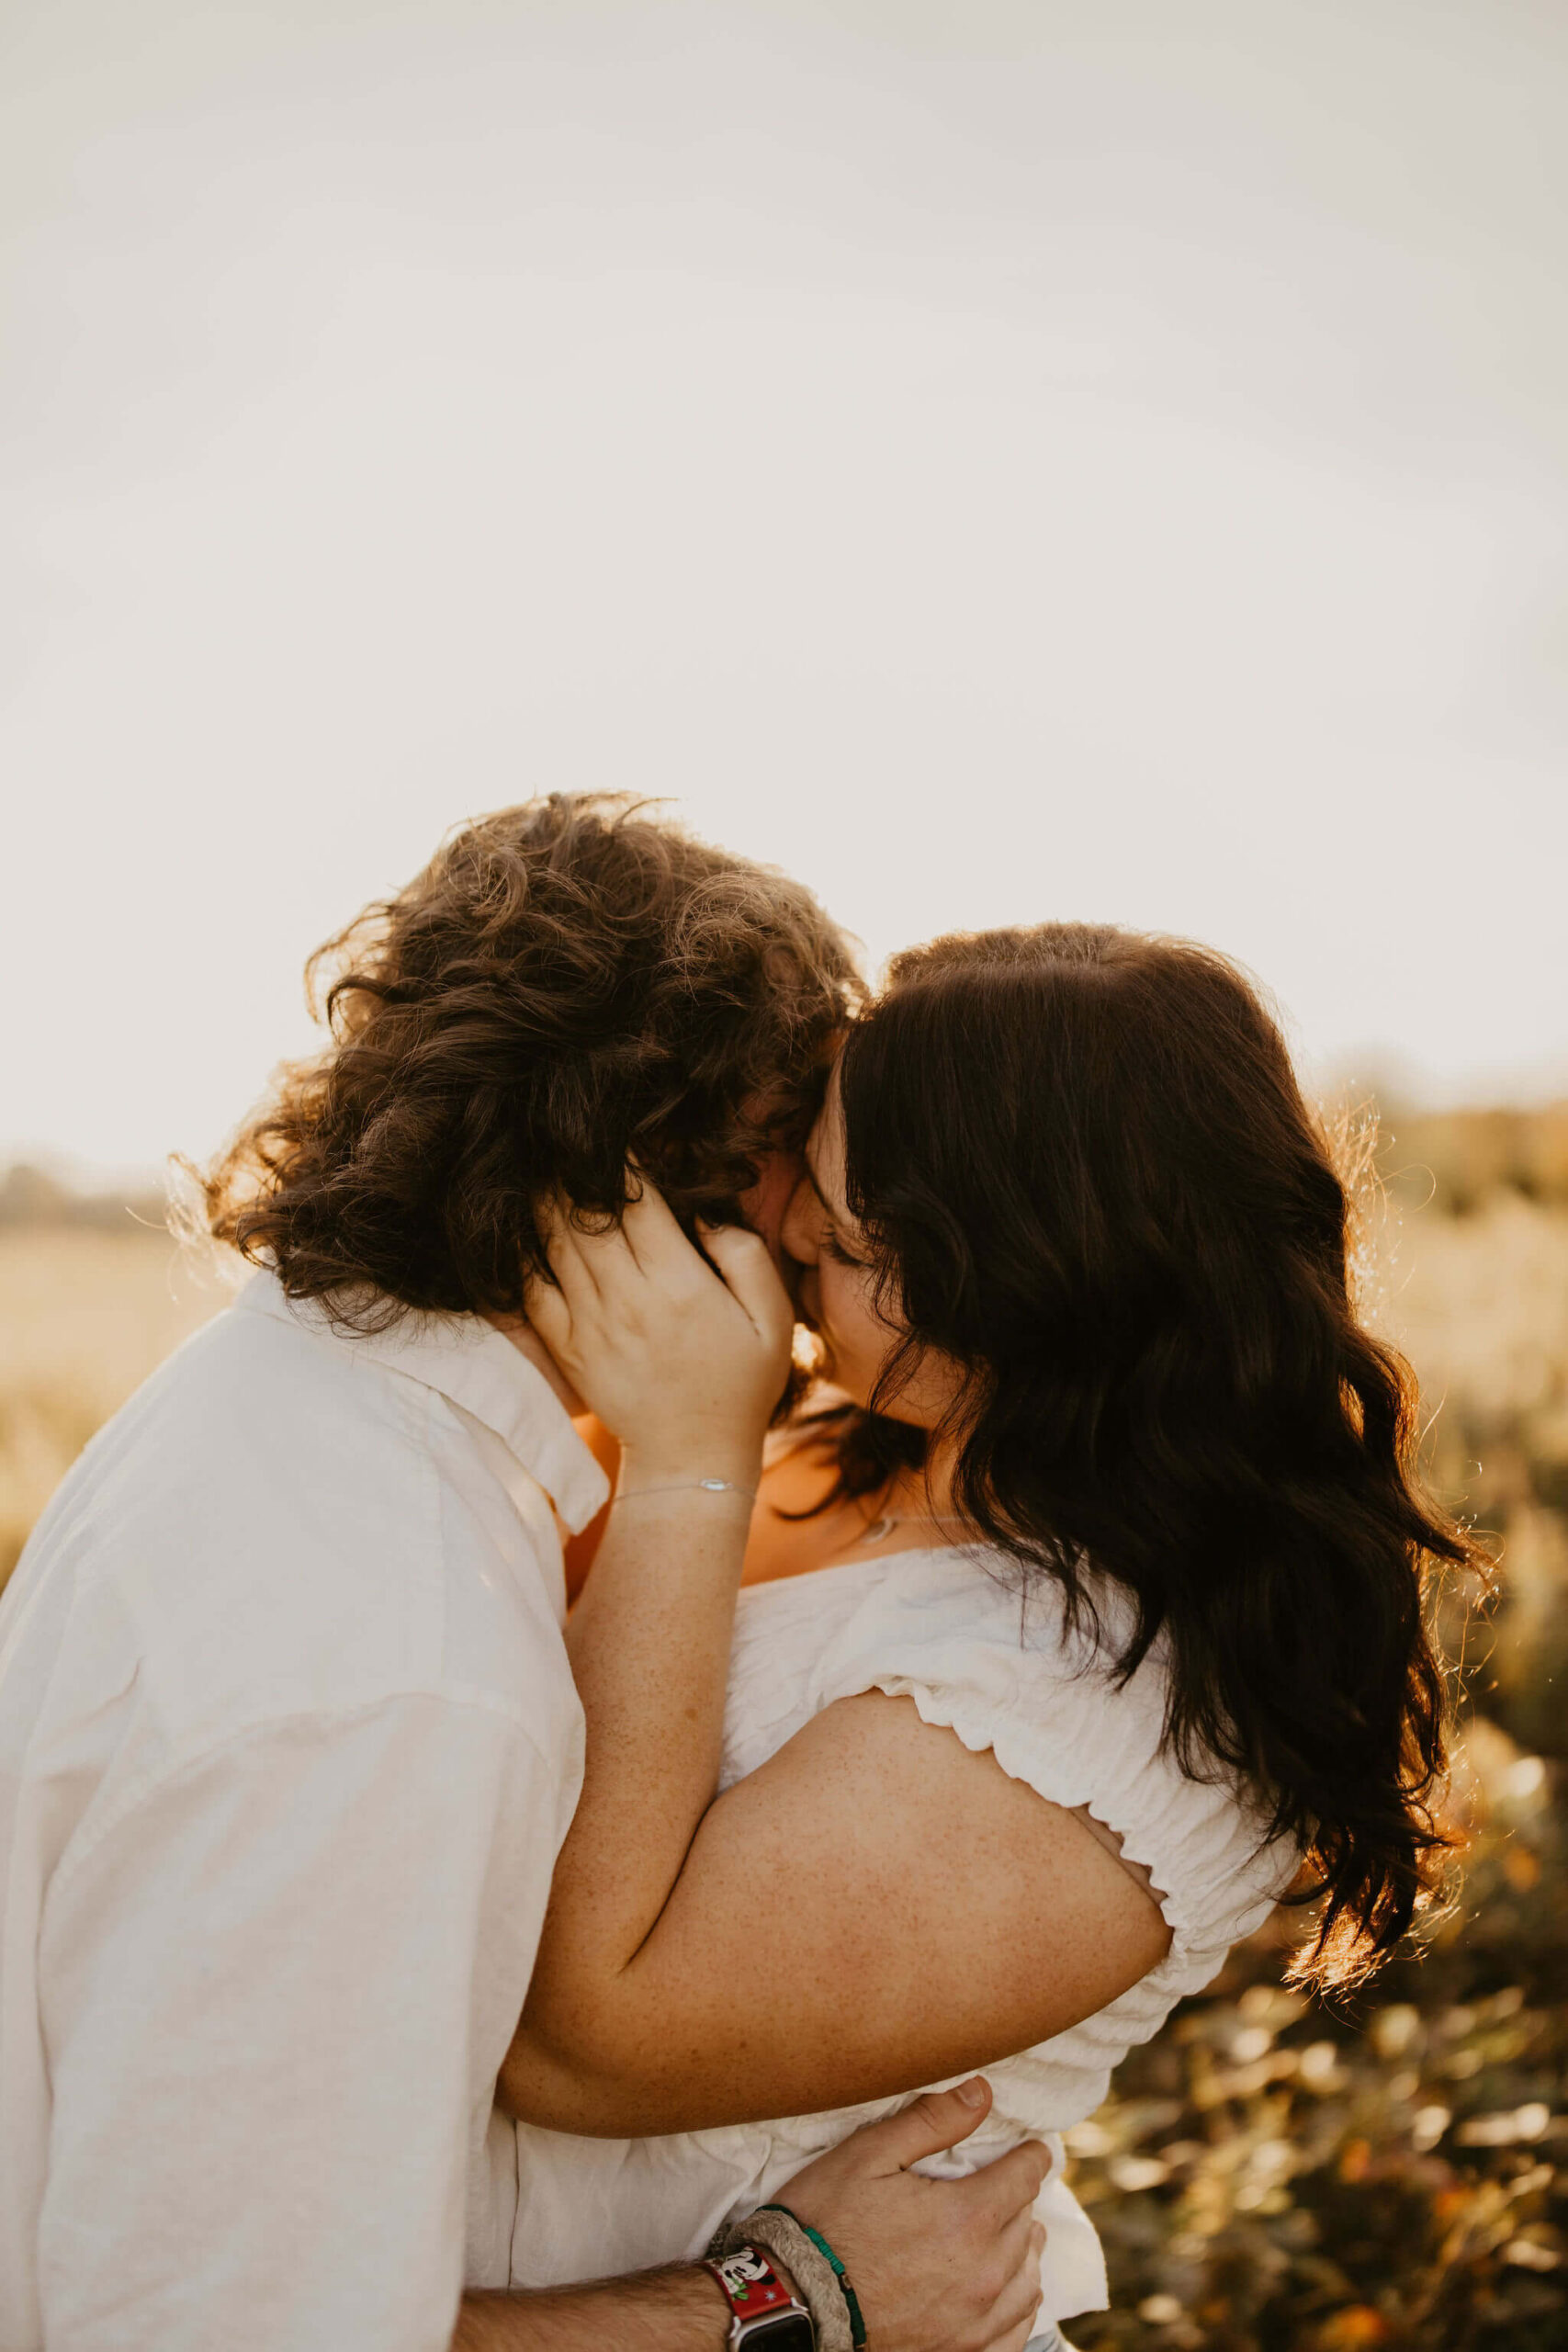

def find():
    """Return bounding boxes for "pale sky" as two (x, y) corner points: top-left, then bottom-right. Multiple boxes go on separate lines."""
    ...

(4, 0), (1566, 1177)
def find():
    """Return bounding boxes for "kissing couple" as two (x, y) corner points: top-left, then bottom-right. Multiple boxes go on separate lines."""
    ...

(0, 795), (1474, 2352)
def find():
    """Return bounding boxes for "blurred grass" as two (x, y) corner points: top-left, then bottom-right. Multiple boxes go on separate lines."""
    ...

(0, 1193), (227, 1585)
(2, 1117), (1565, 2345)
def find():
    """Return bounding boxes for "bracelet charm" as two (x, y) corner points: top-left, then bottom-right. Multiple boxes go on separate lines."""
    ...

(615, 1478), (759, 1505)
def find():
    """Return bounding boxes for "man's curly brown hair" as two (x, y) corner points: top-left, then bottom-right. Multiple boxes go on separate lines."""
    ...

(194, 795), (863, 1327)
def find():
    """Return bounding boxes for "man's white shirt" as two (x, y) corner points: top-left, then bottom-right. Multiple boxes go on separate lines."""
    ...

(0, 1271), (608, 2352)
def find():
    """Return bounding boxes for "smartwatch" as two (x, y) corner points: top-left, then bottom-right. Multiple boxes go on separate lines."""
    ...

(703, 2245), (818, 2350)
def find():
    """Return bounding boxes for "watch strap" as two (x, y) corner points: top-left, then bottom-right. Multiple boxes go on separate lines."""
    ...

(703, 2245), (815, 2346)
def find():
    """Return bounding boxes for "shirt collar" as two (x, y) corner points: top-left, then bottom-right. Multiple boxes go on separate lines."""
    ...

(235, 1270), (610, 1534)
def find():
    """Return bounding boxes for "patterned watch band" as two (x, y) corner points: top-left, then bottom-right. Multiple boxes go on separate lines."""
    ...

(718, 2211), (851, 2352)
(703, 2245), (813, 2343)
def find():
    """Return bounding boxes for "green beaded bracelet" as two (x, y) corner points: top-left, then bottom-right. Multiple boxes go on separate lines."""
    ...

(756, 2205), (867, 2350)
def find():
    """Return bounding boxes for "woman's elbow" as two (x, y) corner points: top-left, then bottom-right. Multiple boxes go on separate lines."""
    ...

(498, 2037), (606, 2132)
(496, 2019), (659, 2136)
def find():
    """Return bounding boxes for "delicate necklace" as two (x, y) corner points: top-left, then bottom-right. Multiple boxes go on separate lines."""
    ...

(855, 1509), (971, 1546)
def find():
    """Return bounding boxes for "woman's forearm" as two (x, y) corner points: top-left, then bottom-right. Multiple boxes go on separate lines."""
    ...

(503, 1185), (794, 2109)
(505, 1447), (757, 2098)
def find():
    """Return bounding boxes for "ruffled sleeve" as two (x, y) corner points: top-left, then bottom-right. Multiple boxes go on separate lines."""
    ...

(807, 1546), (1295, 2000)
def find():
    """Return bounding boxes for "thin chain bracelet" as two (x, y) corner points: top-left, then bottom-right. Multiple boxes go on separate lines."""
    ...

(614, 1478), (759, 1505)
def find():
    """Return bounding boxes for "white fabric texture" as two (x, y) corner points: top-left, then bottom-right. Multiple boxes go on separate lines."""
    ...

(511, 1544), (1294, 2323)
(0, 1272), (607, 2352)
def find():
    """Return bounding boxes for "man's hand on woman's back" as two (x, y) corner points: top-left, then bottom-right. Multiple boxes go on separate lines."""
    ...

(455, 2079), (1049, 2350)
(778, 2077), (1050, 2352)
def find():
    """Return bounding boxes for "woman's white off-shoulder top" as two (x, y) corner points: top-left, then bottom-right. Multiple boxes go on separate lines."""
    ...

(509, 1546), (1294, 2323)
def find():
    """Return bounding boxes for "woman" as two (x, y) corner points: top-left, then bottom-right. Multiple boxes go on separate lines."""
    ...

(499, 923), (1478, 2346)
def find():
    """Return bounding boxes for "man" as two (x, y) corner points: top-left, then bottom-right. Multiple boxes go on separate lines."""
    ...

(0, 797), (1046, 2350)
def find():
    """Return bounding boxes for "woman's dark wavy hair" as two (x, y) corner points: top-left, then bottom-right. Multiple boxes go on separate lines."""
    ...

(820, 924), (1487, 1992)
(191, 794), (861, 1325)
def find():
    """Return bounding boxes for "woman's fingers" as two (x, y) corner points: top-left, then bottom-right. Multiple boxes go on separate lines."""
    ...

(524, 1199), (592, 1379)
(553, 1182), (786, 1355)
(538, 1189), (604, 1306)
(613, 1171), (695, 1276)
(519, 1173), (792, 1460)
(524, 1263), (573, 1361)
(562, 1179), (698, 1308)
(697, 1219), (794, 1351)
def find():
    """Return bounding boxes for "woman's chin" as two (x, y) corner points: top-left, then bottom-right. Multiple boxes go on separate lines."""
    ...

(790, 1341), (864, 1416)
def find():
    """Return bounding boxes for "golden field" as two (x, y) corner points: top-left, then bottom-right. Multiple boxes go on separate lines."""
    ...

(1, 1117), (1565, 2348)
(0, 1223), (230, 1586)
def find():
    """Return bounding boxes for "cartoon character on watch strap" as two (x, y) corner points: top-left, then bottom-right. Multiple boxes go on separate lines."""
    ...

(703, 2245), (818, 2348)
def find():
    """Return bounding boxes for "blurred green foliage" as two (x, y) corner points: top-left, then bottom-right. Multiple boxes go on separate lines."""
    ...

(1070, 1106), (1568, 2348)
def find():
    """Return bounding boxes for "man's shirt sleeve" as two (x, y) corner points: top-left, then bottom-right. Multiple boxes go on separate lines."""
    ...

(35, 1692), (559, 2352)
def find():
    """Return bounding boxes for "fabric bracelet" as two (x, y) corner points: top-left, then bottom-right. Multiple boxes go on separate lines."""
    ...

(717, 2209), (852, 2352)
(756, 2206), (867, 2351)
